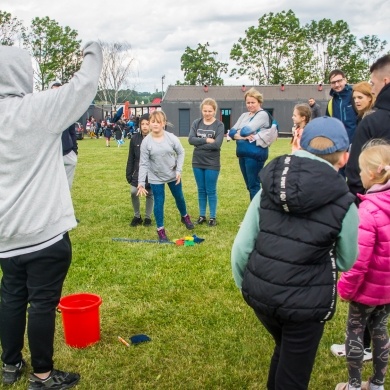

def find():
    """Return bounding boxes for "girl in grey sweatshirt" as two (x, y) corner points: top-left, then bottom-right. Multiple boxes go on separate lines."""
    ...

(137, 111), (194, 242)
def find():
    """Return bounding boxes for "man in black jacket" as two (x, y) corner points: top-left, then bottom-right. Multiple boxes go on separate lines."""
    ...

(346, 54), (390, 195)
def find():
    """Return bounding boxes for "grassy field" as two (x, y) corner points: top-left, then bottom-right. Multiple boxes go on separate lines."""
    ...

(3, 136), (371, 389)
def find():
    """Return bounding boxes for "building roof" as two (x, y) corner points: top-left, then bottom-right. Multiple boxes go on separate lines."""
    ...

(164, 84), (332, 102)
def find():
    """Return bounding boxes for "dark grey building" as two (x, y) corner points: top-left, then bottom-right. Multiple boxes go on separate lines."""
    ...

(161, 84), (331, 137)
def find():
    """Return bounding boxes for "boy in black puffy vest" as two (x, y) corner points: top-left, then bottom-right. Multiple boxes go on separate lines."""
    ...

(231, 116), (359, 390)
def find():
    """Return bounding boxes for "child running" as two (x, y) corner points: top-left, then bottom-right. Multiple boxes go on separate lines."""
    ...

(291, 103), (311, 152)
(336, 141), (390, 390)
(137, 110), (194, 242)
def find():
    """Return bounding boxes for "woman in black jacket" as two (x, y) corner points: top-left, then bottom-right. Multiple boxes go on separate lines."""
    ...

(125, 114), (154, 226)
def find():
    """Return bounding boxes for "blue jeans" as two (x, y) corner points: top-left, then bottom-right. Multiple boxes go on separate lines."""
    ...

(193, 168), (220, 218)
(238, 157), (266, 200)
(150, 181), (188, 229)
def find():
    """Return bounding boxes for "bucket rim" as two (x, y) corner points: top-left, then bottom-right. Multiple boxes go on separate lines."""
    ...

(58, 293), (102, 312)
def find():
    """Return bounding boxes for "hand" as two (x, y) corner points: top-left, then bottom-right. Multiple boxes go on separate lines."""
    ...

(137, 185), (148, 196)
(206, 138), (215, 143)
(175, 173), (181, 185)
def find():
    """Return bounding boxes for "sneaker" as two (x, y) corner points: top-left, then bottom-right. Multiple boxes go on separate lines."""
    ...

(331, 344), (346, 357)
(363, 348), (372, 362)
(195, 216), (206, 225)
(331, 344), (372, 362)
(208, 218), (217, 227)
(157, 228), (169, 242)
(181, 215), (194, 230)
(143, 218), (152, 226)
(2, 359), (26, 385)
(130, 216), (143, 227)
(28, 369), (80, 389)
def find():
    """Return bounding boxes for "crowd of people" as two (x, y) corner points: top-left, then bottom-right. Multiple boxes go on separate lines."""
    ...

(1, 37), (390, 390)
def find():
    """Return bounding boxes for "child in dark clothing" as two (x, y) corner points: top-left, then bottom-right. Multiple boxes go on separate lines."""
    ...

(114, 124), (124, 147)
(231, 117), (359, 390)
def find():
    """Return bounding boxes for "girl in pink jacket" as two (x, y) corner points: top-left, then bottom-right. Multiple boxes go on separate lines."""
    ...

(336, 141), (390, 390)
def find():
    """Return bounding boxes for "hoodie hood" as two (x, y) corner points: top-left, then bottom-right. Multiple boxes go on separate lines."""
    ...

(358, 180), (390, 221)
(0, 45), (33, 98)
(260, 153), (350, 215)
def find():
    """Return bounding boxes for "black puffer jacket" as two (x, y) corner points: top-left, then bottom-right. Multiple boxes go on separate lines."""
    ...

(346, 83), (390, 196)
(126, 132), (149, 188)
(242, 155), (355, 322)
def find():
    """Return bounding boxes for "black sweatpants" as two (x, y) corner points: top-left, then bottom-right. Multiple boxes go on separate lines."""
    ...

(0, 233), (71, 373)
(255, 311), (325, 390)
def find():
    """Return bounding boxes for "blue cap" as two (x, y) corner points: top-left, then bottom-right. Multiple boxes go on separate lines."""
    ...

(300, 116), (349, 154)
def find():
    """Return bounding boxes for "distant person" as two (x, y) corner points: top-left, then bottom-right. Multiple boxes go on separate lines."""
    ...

(113, 123), (124, 147)
(126, 114), (154, 227)
(346, 54), (390, 196)
(228, 87), (271, 200)
(188, 98), (224, 227)
(137, 110), (194, 242)
(308, 97), (321, 119)
(336, 142), (390, 390)
(104, 123), (112, 147)
(291, 103), (311, 152)
(231, 116), (358, 390)
(0, 42), (102, 388)
(326, 69), (358, 145)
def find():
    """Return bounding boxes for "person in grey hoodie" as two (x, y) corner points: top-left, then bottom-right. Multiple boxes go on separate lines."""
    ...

(0, 42), (102, 389)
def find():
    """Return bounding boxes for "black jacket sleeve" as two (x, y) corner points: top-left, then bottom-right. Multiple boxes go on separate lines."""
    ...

(126, 137), (135, 184)
(68, 123), (78, 154)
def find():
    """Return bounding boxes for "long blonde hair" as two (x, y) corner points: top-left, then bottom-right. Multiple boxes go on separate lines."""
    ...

(359, 140), (390, 185)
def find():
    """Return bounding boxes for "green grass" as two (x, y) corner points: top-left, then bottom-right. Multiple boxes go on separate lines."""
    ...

(2, 136), (370, 389)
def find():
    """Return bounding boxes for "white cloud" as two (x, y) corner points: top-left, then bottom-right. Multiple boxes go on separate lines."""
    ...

(2, 0), (390, 92)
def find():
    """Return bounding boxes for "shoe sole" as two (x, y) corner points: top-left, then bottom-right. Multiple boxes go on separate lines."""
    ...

(28, 377), (80, 390)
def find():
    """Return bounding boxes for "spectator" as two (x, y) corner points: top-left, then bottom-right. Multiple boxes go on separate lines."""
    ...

(308, 97), (321, 119)
(231, 117), (358, 390)
(326, 70), (358, 145)
(346, 54), (390, 196)
(228, 88), (271, 200)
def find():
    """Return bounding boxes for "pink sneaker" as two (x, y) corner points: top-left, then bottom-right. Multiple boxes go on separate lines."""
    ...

(157, 228), (169, 242)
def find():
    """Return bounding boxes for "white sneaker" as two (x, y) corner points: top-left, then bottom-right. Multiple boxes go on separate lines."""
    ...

(363, 348), (372, 362)
(331, 344), (346, 357)
(331, 344), (372, 361)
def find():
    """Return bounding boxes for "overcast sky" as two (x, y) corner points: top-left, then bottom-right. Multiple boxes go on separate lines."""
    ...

(2, 1), (390, 93)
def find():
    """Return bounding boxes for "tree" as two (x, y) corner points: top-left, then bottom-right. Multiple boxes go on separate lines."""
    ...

(230, 10), (310, 85)
(0, 10), (24, 46)
(304, 19), (360, 82)
(96, 41), (136, 110)
(179, 42), (228, 86)
(23, 16), (81, 90)
(358, 35), (388, 76)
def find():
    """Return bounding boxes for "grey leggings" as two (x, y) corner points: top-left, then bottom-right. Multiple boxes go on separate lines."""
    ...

(345, 301), (390, 387)
(130, 185), (154, 219)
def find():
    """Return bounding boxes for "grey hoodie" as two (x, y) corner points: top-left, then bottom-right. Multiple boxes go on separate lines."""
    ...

(0, 42), (102, 254)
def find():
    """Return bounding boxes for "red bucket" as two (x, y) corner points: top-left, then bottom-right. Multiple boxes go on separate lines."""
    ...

(58, 293), (102, 348)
